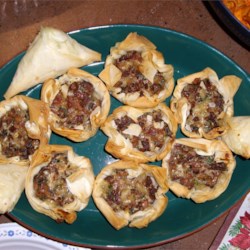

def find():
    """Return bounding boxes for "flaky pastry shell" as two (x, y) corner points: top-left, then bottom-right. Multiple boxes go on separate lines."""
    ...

(0, 95), (50, 166)
(25, 144), (94, 224)
(99, 32), (174, 108)
(92, 160), (168, 230)
(170, 67), (241, 139)
(0, 163), (28, 214)
(162, 138), (236, 203)
(101, 103), (177, 163)
(4, 26), (101, 99)
(222, 116), (250, 159)
(41, 67), (110, 142)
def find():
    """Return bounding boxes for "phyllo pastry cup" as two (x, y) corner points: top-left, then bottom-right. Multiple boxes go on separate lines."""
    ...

(0, 95), (50, 166)
(41, 67), (110, 142)
(162, 138), (236, 203)
(99, 32), (174, 108)
(101, 103), (177, 163)
(93, 160), (168, 230)
(25, 144), (94, 224)
(170, 67), (241, 139)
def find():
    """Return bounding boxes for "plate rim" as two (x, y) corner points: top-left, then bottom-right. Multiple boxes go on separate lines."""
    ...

(206, 1), (250, 48)
(0, 222), (87, 250)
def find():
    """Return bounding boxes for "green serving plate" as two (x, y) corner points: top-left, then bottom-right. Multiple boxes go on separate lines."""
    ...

(0, 24), (249, 249)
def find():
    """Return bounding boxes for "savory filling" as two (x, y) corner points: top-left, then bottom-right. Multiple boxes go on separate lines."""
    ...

(168, 143), (227, 189)
(33, 152), (78, 207)
(51, 80), (102, 129)
(114, 110), (173, 152)
(102, 169), (158, 214)
(114, 50), (166, 96)
(181, 78), (225, 133)
(0, 107), (40, 159)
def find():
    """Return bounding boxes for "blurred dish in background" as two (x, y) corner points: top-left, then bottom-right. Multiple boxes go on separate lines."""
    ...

(208, 1), (250, 47)
(223, 0), (250, 29)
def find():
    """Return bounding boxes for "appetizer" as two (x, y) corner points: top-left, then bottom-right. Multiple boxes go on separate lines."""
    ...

(162, 138), (236, 203)
(41, 68), (110, 142)
(170, 67), (241, 139)
(25, 145), (94, 224)
(0, 163), (28, 214)
(222, 116), (250, 159)
(92, 160), (168, 230)
(99, 32), (174, 108)
(4, 26), (101, 99)
(0, 95), (50, 213)
(0, 95), (50, 165)
(101, 103), (177, 163)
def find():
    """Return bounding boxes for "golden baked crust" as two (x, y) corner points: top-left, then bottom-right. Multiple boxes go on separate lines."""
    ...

(4, 27), (101, 99)
(170, 67), (241, 139)
(41, 67), (110, 142)
(162, 138), (236, 203)
(222, 116), (250, 159)
(92, 160), (168, 230)
(25, 144), (94, 224)
(101, 103), (177, 163)
(0, 95), (50, 166)
(99, 32), (174, 108)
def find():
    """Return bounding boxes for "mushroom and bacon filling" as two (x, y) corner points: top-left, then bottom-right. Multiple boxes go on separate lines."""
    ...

(0, 107), (39, 159)
(50, 80), (102, 129)
(114, 51), (166, 96)
(168, 144), (228, 190)
(102, 169), (158, 214)
(181, 78), (225, 133)
(114, 110), (173, 152)
(33, 152), (78, 207)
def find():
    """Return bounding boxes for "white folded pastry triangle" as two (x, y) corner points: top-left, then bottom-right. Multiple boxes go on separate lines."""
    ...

(4, 26), (101, 99)
(0, 163), (28, 214)
(222, 116), (250, 159)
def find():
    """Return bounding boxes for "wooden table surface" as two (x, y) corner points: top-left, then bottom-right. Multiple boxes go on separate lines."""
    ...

(0, 1), (249, 249)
